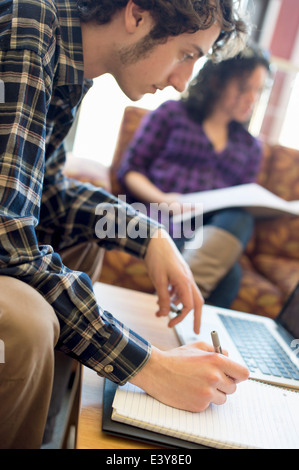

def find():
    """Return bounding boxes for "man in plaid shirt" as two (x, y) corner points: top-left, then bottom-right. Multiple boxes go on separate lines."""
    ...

(0, 0), (249, 448)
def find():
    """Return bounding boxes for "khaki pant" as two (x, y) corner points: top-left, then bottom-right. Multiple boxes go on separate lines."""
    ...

(183, 225), (243, 299)
(0, 242), (104, 449)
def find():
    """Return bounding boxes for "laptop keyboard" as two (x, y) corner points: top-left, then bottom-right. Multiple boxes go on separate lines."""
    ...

(219, 314), (299, 380)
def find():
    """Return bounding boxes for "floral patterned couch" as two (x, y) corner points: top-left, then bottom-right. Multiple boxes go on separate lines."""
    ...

(64, 106), (299, 319)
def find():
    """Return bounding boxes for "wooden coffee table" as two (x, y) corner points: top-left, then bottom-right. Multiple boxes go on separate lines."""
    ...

(75, 282), (180, 449)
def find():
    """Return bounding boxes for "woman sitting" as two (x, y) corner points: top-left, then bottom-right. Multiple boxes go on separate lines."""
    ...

(117, 44), (270, 308)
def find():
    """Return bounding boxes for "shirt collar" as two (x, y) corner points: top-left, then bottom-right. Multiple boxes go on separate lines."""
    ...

(54, 0), (86, 85)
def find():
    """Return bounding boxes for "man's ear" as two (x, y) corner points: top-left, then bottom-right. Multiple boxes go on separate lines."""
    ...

(124, 0), (148, 33)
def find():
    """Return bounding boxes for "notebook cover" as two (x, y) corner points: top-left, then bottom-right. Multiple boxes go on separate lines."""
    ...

(102, 379), (208, 449)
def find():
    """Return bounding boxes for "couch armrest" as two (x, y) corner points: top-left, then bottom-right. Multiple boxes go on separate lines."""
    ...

(63, 153), (111, 192)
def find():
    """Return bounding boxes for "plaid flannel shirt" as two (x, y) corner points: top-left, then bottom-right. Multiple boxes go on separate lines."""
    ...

(0, 0), (157, 383)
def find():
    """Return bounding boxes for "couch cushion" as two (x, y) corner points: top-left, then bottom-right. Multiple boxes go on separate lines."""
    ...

(254, 216), (299, 259)
(230, 256), (284, 319)
(262, 145), (299, 200)
(251, 253), (299, 297)
(110, 107), (149, 196)
(256, 141), (274, 187)
(99, 251), (154, 293)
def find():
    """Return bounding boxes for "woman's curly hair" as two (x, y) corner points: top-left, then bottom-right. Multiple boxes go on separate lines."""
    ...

(182, 43), (271, 123)
(77, 0), (248, 60)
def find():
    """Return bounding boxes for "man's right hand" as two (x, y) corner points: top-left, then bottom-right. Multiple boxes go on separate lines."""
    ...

(130, 342), (249, 412)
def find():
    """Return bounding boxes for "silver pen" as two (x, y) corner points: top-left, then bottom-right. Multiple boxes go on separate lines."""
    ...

(211, 330), (223, 354)
(170, 302), (183, 315)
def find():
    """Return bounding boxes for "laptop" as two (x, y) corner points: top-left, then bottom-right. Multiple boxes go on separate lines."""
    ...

(172, 283), (299, 390)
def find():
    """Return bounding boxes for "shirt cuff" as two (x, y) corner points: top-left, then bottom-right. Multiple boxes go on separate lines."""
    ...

(75, 310), (152, 385)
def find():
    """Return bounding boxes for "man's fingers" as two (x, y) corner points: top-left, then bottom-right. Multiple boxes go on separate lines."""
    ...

(167, 284), (204, 334)
(155, 279), (171, 317)
(192, 284), (204, 334)
(223, 360), (249, 383)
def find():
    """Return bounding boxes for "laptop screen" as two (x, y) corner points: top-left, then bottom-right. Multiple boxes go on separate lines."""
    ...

(277, 283), (299, 339)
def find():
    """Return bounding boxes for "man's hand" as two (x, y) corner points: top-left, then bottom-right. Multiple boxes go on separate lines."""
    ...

(144, 228), (203, 334)
(130, 342), (250, 412)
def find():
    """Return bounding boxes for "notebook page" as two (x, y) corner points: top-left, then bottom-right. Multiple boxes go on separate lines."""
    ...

(112, 380), (299, 449)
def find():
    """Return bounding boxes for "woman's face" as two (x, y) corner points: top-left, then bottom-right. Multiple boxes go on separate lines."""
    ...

(217, 65), (268, 123)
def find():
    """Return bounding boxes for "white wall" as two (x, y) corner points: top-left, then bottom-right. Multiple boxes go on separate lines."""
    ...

(72, 57), (206, 166)
(72, 74), (180, 166)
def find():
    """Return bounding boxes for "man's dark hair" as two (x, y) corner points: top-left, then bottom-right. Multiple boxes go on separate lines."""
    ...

(182, 43), (271, 123)
(77, 0), (248, 60)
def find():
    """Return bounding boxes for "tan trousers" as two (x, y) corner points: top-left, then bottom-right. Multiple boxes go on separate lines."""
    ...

(0, 242), (104, 449)
(183, 225), (243, 299)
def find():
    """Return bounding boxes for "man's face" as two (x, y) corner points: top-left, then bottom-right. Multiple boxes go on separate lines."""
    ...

(113, 23), (221, 101)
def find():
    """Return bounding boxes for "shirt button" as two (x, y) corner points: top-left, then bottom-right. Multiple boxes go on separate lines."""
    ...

(104, 364), (114, 374)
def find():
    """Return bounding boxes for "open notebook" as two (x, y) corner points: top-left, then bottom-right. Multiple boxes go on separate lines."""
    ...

(111, 380), (299, 449)
(171, 183), (299, 222)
